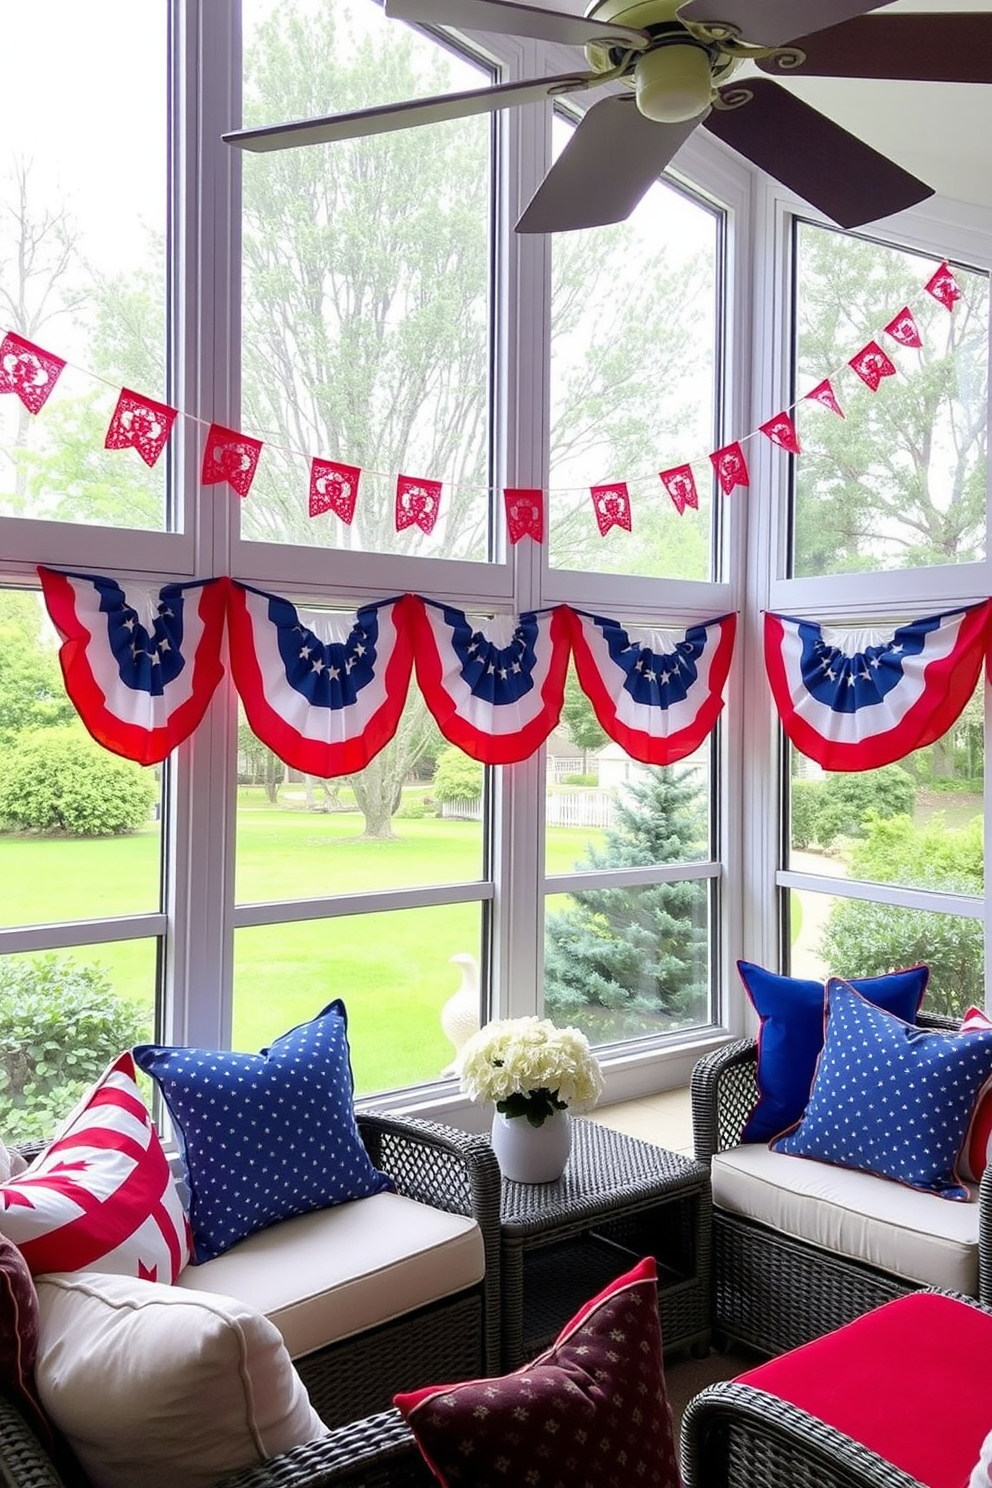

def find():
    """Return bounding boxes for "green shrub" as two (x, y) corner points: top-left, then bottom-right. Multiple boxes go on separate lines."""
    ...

(0, 724), (157, 836)
(790, 778), (826, 849)
(561, 773), (598, 787)
(814, 764), (916, 848)
(430, 748), (483, 804)
(0, 955), (151, 1141)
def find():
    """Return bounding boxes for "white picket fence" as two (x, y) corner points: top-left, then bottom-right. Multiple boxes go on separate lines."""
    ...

(442, 792), (616, 828)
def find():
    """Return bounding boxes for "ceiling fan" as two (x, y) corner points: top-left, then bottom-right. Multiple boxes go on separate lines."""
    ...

(223, 1), (992, 235)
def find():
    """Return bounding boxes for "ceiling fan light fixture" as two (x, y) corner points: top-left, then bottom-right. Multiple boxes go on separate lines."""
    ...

(633, 43), (711, 123)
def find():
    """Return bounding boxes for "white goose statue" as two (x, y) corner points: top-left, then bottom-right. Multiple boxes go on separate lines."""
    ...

(440, 952), (481, 1076)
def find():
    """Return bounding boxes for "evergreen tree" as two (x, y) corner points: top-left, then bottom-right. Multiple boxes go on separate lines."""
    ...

(544, 765), (709, 1040)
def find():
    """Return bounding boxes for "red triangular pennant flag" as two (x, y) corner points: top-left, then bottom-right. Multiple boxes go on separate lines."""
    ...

(590, 482), (631, 535)
(309, 459), (361, 522)
(201, 423), (263, 497)
(658, 464), (699, 515)
(925, 261), (962, 311)
(849, 341), (898, 392)
(0, 331), (66, 414)
(396, 474), (442, 534)
(883, 306), (923, 348)
(104, 388), (178, 468)
(759, 411), (801, 455)
(805, 378), (845, 418)
(503, 488), (544, 544)
(709, 442), (749, 495)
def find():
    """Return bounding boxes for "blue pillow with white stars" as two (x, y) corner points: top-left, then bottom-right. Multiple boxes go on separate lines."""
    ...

(773, 979), (992, 1200)
(134, 1000), (393, 1262)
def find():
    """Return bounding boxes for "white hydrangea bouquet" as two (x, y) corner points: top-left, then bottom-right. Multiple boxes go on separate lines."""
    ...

(458, 1015), (604, 1127)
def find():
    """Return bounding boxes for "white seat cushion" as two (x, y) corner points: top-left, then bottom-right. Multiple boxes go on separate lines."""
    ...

(176, 1190), (484, 1359)
(712, 1145), (979, 1294)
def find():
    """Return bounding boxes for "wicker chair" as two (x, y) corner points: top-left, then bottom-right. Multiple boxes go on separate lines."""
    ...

(679, 1290), (992, 1488)
(691, 1013), (992, 1356)
(10, 1108), (502, 1477)
(0, 1391), (432, 1488)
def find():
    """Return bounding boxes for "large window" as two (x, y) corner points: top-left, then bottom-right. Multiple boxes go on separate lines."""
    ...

(7, 0), (989, 1147)
(780, 221), (990, 1021)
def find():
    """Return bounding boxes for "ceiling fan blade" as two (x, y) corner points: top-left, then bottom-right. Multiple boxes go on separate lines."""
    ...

(757, 13), (992, 84)
(515, 94), (701, 234)
(703, 77), (933, 229)
(385, 0), (650, 49)
(676, 0), (895, 48)
(224, 73), (598, 153)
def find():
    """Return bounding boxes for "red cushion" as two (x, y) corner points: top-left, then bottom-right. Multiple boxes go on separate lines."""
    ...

(394, 1255), (680, 1488)
(736, 1293), (992, 1488)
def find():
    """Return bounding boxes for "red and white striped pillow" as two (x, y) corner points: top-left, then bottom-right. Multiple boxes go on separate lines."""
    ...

(960, 1006), (992, 1183)
(0, 1052), (191, 1282)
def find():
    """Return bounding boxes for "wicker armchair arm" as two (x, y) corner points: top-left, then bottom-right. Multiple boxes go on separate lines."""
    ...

(356, 1110), (502, 1372)
(216, 1409), (430, 1488)
(680, 1381), (923, 1488)
(690, 1039), (759, 1163)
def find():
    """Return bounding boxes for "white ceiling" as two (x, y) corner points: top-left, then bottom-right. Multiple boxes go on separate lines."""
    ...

(767, 0), (992, 212)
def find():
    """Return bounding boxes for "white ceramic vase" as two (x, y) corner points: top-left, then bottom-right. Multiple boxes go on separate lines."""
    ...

(491, 1108), (572, 1183)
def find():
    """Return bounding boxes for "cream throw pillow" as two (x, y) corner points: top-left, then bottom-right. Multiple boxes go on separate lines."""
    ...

(34, 1271), (328, 1488)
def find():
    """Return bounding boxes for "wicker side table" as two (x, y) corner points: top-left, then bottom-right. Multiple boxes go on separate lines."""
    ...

(498, 1117), (712, 1369)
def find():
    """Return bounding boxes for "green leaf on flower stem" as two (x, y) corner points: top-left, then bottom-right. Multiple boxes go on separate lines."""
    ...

(495, 1088), (568, 1126)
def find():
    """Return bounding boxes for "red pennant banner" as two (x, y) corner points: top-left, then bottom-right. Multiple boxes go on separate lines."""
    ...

(503, 488), (544, 544)
(201, 423), (263, 498)
(883, 306), (923, 348)
(658, 464), (699, 515)
(709, 442), (749, 496)
(309, 459), (361, 522)
(759, 411), (801, 455)
(104, 388), (177, 468)
(590, 482), (631, 536)
(395, 474), (442, 534)
(805, 378), (845, 418)
(849, 340), (898, 392)
(0, 331), (66, 415)
(925, 261), (962, 311)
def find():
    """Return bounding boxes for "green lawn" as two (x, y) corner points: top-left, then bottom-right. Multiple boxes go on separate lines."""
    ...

(1, 799), (604, 1094)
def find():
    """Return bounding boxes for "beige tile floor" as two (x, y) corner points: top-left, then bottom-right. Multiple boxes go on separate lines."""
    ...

(589, 1087), (694, 1156)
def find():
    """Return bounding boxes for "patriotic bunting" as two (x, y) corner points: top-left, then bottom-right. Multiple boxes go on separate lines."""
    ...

(410, 599), (571, 764)
(759, 411), (801, 455)
(0, 332), (65, 414)
(104, 388), (177, 468)
(396, 475), (442, 534)
(37, 567), (228, 766)
(567, 609), (737, 766)
(659, 464), (699, 515)
(849, 340), (898, 392)
(710, 443), (749, 496)
(503, 488), (544, 544)
(226, 583), (417, 777)
(201, 424), (263, 497)
(309, 459), (361, 522)
(763, 602), (992, 772)
(0, 257), (965, 540)
(590, 482), (632, 536)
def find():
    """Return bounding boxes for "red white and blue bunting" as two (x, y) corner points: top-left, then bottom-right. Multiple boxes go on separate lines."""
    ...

(225, 584), (417, 777)
(764, 602), (992, 771)
(39, 566), (992, 777)
(38, 567), (228, 767)
(568, 610), (738, 766)
(410, 598), (571, 764)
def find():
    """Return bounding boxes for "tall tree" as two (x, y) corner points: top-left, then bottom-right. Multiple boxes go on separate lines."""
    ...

(544, 765), (709, 1038)
(793, 226), (988, 576)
